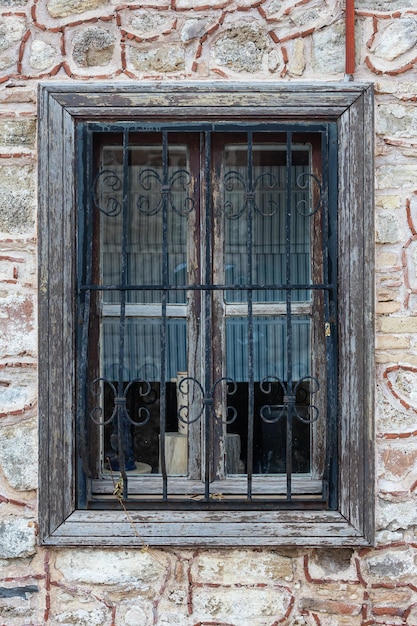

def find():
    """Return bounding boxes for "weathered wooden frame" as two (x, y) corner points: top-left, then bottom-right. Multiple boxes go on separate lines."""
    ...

(38, 82), (374, 547)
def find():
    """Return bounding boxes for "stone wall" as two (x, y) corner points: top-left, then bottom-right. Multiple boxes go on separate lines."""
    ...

(0, 0), (417, 624)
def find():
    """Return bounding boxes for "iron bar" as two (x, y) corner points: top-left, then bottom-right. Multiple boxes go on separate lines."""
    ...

(116, 129), (130, 497)
(285, 131), (293, 500)
(246, 131), (254, 500)
(204, 130), (212, 500)
(160, 130), (169, 500)
(80, 283), (335, 292)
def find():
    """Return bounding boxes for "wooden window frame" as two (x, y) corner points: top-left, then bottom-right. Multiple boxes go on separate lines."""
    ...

(38, 82), (374, 547)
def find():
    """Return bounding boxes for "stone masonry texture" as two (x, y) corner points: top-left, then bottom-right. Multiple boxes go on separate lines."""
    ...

(0, 0), (417, 624)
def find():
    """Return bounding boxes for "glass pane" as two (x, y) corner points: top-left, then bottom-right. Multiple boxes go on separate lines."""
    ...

(98, 318), (188, 474)
(223, 144), (311, 303)
(97, 143), (189, 304)
(225, 316), (312, 474)
(226, 316), (310, 382)
(101, 318), (187, 381)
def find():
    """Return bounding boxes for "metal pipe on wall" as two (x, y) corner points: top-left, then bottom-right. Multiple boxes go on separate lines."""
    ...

(345, 0), (355, 78)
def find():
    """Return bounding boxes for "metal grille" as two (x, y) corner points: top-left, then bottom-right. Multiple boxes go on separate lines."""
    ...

(77, 123), (338, 509)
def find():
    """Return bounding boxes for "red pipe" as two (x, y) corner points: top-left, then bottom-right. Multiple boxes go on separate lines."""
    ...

(345, 0), (355, 77)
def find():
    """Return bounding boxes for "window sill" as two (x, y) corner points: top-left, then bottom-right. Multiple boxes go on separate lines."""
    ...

(44, 509), (371, 547)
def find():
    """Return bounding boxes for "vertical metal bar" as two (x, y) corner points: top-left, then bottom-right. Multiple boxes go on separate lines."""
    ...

(117, 128), (130, 498)
(160, 131), (169, 500)
(285, 131), (293, 501)
(246, 131), (254, 500)
(204, 130), (212, 501)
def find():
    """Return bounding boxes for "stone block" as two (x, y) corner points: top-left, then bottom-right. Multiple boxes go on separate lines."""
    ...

(376, 251), (399, 266)
(0, 165), (35, 234)
(0, 87), (36, 105)
(29, 40), (59, 71)
(0, 294), (36, 357)
(0, 187), (34, 236)
(376, 351), (417, 365)
(181, 18), (210, 43)
(356, 0), (414, 9)
(0, 120), (36, 149)
(0, 584), (42, 625)
(380, 317), (417, 333)
(0, 518), (36, 558)
(129, 44), (185, 73)
(376, 212), (401, 244)
(376, 335), (409, 350)
(300, 598), (362, 616)
(378, 498), (417, 532)
(363, 545), (417, 581)
(312, 21), (345, 74)
(192, 549), (293, 584)
(0, 419), (37, 491)
(377, 104), (417, 138)
(54, 549), (167, 586)
(288, 39), (306, 76)
(307, 549), (357, 581)
(72, 27), (116, 67)
(372, 18), (417, 62)
(0, 17), (26, 54)
(376, 382), (417, 435)
(376, 195), (401, 209)
(311, 617), (363, 626)
(52, 607), (111, 626)
(192, 586), (293, 626)
(175, 0), (226, 7)
(46, 0), (108, 19)
(379, 444), (417, 487)
(126, 11), (176, 37)
(376, 301), (401, 314)
(376, 164), (417, 190)
(369, 587), (412, 606)
(116, 600), (153, 626)
(213, 24), (270, 73)
(384, 367), (417, 408)
(0, 243), (36, 288)
(263, 0), (334, 31)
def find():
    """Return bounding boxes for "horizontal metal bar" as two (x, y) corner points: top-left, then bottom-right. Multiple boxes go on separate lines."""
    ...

(93, 475), (323, 495)
(80, 283), (334, 292)
(88, 498), (328, 511)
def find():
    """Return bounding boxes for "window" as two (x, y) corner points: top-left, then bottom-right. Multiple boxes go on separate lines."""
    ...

(39, 83), (374, 546)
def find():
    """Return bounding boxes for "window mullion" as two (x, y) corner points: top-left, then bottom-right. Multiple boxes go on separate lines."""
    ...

(204, 130), (212, 498)
(246, 131), (254, 501)
(160, 130), (169, 500)
(285, 131), (294, 500)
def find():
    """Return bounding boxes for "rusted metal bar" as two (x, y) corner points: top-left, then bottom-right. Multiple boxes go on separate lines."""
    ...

(345, 0), (355, 78)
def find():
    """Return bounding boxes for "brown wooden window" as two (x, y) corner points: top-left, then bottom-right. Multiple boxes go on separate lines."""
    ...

(39, 83), (374, 547)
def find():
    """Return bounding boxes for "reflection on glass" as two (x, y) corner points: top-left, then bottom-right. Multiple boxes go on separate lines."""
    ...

(223, 141), (314, 476)
(224, 144), (311, 303)
(225, 317), (312, 474)
(98, 144), (189, 304)
(100, 319), (188, 474)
